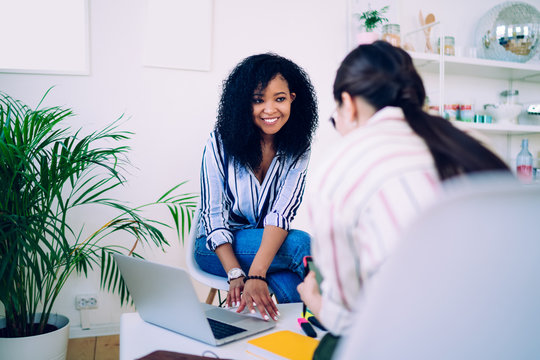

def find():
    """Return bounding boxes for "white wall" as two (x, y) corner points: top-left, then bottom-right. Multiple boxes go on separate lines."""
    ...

(2, 0), (539, 336)
(0, 0), (347, 335)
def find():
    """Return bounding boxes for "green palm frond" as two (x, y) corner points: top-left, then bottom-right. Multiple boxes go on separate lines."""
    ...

(0, 90), (197, 337)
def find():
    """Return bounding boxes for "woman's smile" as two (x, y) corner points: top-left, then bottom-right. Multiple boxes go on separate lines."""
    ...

(261, 116), (279, 124)
(252, 74), (295, 139)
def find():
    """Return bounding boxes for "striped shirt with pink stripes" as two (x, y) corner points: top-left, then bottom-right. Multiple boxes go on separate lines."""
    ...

(308, 106), (441, 335)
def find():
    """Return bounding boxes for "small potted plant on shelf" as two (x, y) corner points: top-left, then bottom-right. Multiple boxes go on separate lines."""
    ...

(355, 5), (389, 44)
(0, 90), (197, 360)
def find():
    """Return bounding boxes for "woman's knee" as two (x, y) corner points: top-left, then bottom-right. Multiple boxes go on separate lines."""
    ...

(288, 229), (311, 241)
(194, 237), (226, 276)
(284, 229), (311, 256)
(268, 271), (302, 303)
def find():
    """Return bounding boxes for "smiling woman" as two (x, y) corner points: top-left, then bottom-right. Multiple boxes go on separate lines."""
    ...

(193, 53), (318, 322)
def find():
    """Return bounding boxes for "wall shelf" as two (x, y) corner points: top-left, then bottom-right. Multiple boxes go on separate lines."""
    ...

(410, 51), (540, 82)
(451, 121), (540, 135)
(410, 50), (540, 139)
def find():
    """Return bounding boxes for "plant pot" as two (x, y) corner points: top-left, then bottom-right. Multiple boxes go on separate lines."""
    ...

(0, 314), (70, 360)
(357, 31), (380, 45)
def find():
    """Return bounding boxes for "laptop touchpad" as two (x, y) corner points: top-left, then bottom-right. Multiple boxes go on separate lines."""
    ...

(205, 308), (249, 323)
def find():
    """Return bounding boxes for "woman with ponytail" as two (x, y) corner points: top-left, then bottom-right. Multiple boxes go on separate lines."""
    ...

(297, 41), (509, 346)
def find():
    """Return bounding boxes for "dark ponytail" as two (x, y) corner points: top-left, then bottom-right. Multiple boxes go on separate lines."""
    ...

(333, 41), (509, 180)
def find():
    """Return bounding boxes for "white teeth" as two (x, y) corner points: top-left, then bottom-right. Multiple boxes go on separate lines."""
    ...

(263, 117), (278, 124)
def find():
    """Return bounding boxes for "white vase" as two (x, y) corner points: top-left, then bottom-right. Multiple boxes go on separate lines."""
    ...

(0, 314), (70, 360)
(357, 31), (381, 45)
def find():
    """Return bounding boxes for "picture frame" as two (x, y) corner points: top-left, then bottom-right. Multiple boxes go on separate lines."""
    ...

(0, 0), (90, 75)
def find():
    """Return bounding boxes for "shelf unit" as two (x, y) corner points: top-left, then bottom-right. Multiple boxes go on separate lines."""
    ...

(409, 51), (540, 135)
(344, 0), (540, 164)
(450, 121), (540, 135)
(410, 52), (540, 83)
(410, 50), (540, 164)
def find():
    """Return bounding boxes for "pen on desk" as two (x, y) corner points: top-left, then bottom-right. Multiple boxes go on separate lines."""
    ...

(307, 315), (327, 331)
(297, 318), (317, 337)
(302, 303), (306, 318)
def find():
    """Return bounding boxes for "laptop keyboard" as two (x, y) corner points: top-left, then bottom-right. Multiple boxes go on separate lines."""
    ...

(207, 318), (247, 339)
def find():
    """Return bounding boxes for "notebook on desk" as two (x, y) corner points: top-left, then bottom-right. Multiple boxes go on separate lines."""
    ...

(114, 254), (275, 346)
(246, 330), (319, 360)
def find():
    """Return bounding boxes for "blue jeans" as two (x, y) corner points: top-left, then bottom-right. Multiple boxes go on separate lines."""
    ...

(194, 229), (311, 303)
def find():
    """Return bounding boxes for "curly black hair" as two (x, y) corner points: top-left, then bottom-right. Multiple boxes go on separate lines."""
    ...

(215, 53), (318, 170)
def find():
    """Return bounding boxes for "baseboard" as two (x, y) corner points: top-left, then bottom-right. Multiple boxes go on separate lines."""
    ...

(69, 322), (120, 338)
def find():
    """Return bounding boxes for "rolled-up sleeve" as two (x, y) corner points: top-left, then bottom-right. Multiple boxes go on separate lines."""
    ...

(200, 133), (234, 251)
(263, 149), (310, 231)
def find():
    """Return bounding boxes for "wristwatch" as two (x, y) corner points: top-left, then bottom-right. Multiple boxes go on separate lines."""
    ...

(227, 268), (246, 284)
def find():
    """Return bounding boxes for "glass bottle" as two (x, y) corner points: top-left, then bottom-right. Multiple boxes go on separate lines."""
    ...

(516, 138), (533, 183)
(382, 24), (401, 47)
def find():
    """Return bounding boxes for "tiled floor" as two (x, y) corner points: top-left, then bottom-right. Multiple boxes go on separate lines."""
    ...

(67, 335), (119, 360)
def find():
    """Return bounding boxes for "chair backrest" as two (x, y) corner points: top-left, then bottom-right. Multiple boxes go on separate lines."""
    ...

(185, 206), (229, 291)
(336, 176), (540, 359)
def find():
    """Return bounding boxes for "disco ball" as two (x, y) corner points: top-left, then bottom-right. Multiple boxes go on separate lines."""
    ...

(475, 1), (540, 63)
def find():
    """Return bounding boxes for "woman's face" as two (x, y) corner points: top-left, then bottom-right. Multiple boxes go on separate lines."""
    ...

(252, 74), (296, 140)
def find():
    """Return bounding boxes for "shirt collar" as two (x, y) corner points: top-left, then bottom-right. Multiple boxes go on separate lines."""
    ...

(366, 106), (405, 125)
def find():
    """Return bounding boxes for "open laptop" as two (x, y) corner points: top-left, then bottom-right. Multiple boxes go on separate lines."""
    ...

(114, 254), (275, 346)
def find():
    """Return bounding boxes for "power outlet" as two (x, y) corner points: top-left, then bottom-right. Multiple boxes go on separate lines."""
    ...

(75, 294), (98, 310)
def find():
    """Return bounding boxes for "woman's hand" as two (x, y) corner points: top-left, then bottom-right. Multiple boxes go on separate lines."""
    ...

(237, 278), (279, 321)
(297, 271), (322, 319)
(226, 277), (244, 308)
(237, 225), (285, 321)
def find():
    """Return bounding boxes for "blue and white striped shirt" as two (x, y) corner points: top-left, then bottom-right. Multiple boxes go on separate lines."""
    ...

(198, 131), (310, 251)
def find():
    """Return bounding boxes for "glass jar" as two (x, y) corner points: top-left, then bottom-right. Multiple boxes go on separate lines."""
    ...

(437, 36), (455, 56)
(500, 90), (519, 105)
(382, 24), (401, 47)
(458, 104), (474, 122)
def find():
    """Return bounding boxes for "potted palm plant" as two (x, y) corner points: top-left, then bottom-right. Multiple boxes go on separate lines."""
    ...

(355, 5), (389, 44)
(0, 90), (197, 359)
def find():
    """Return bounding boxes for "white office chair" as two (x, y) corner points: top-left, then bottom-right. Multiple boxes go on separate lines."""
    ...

(185, 207), (229, 304)
(336, 175), (540, 359)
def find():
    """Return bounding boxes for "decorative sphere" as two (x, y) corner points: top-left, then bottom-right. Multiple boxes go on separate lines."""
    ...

(475, 1), (540, 63)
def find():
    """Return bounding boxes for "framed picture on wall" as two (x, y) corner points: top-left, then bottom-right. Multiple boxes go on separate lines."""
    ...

(0, 0), (90, 75)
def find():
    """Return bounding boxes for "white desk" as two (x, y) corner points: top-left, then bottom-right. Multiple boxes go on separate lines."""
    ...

(120, 303), (325, 360)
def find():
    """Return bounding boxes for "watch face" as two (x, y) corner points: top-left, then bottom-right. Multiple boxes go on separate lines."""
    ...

(228, 268), (244, 280)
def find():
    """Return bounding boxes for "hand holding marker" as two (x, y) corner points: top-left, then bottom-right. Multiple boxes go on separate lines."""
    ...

(305, 309), (326, 331)
(298, 256), (326, 337)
